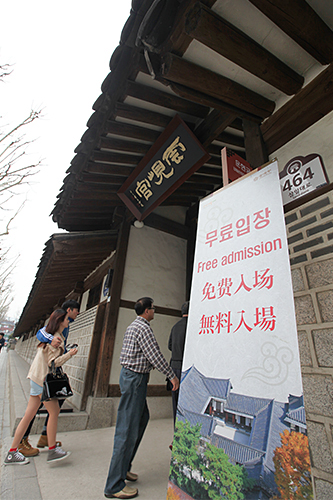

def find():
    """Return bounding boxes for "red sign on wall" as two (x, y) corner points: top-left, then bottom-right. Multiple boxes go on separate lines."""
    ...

(221, 147), (252, 186)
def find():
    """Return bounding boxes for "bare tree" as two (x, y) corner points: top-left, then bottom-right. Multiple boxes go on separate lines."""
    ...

(0, 248), (16, 320)
(0, 109), (42, 236)
(0, 63), (42, 318)
(0, 63), (12, 82)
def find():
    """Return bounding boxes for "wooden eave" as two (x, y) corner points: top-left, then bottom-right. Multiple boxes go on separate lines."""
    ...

(14, 231), (118, 336)
(51, 0), (333, 232)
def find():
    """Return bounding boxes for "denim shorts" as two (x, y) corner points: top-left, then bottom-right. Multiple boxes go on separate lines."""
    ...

(30, 380), (43, 396)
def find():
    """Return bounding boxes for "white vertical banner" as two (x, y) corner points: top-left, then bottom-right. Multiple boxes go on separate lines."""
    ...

(167, 161), (312, 500)
(183, 161), (301, 398)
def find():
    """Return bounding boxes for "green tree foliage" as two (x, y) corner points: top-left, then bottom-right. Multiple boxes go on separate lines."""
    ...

(170, 419), (256, 499)
(199, 444), (255, 500)
(170, 420), (202, 495)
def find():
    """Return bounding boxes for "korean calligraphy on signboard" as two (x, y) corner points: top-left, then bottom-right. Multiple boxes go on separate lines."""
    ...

(117, 114), (210, 221)
(167, 161), (312, 500)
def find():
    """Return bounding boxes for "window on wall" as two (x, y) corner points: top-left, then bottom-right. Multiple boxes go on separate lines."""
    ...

(86, 281), (102, 310)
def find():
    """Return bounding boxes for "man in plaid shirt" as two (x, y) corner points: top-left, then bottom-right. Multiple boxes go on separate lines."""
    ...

(104, 297), (179, 499)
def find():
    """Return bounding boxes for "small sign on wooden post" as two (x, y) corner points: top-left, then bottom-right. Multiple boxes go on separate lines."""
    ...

(221, 147), (252, 186)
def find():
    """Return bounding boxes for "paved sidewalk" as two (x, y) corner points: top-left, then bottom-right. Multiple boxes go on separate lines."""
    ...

(0, 350), (174, 500)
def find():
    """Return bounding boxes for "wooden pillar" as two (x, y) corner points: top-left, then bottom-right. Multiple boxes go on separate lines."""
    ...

(80, 302), (107, 410)
(93, 216), (132, 397)
(242, 118), (268, 168)
(185, 203), (199, 300)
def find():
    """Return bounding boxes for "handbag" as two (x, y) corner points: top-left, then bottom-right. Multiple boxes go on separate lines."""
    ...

(41, 360), (73, 402)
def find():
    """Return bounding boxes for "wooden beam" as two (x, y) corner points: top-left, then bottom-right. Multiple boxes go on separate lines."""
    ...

(72, 190), (119, 201)
(86, 162), (134, 177)
(91, 150), (143, 165)
(167, 81), (261, 122)
(215, 132), (245, 149)
(229, 118), (244, 132)
(173, 186), (207, 198)
(144, 0), (217, 56)
(248, 0), (333, 65)
(119, 299), (181, 318)
(161, 53), (275, 119)
(80, 303), (106, 410)
(67, 199), (121, 209)
(126, 80), (210, 118)
(162, 197), (195, 206)
(261, 63), (333, 154)
(143, 213), (189, 239)
(188, 172), (220, 184)
(80, 173), (126, 185)
(59, 221), (114, 232)
(93, 216), (132, 397)
(115, 102), (175, 128)
(185, 2), (303, 95)
(105, 120), (161, 143)
(195, 110), (236, 148)
(99, 137), (151, 155)
(206, 155), (222, 167)
(242, 119), (268, 168)
(183, 180), (215, 191)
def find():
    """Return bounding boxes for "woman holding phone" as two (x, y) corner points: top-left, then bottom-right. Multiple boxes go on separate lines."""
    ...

(4, 309), (78, 465)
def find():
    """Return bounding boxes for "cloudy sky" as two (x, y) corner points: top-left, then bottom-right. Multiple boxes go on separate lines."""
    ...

(0, 0), (132, 319)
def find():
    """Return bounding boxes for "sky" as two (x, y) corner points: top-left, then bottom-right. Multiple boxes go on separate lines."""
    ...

(0, 0), (132, 320)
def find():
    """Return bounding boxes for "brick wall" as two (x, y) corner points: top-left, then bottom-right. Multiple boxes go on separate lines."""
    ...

(61, 305), (98, 409)
(287, 189), (333, 497)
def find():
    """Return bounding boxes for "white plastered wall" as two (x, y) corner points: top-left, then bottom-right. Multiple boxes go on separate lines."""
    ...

(272, 110), (333, 181)
(110, 224), (187, 385)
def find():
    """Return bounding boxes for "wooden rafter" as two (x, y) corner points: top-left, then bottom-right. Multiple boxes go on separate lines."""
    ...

(126, 80), (210, 118)
(99, 137), (151, 155)
(161, 53), (275, 119)
(85, 162), (134, 177)
(115, 102), (175, 128)
(105, 120), (161, 143)
(162, 81), (258, 122)
(185, 2), (303, 95)
(248, 0), (333, 65)
(195, 110), (236, 148)
(262, 63), (333, 154)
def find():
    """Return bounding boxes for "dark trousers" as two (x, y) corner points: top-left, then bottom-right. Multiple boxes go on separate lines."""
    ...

(104, 368), (150, 495)
(171, 368), (181, 426)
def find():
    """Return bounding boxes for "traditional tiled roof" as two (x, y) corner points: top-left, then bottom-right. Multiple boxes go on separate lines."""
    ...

(211, 434), (265, 466)
(202, 376), (231, 400)
(177, 409), (216, 438)
(249, 400), (274, 452)
(180, 365), (230, 414)
(285, 394), (306, 427)
(225, 392), (272, 417)
(178, 365), (307, 496)
(261, 401), (288, 492)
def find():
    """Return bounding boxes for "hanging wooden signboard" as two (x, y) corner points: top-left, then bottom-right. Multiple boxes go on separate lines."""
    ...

(117, 114), (210, 221)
